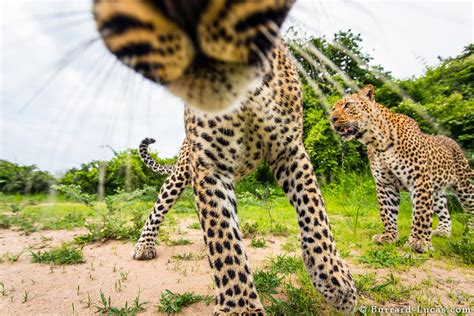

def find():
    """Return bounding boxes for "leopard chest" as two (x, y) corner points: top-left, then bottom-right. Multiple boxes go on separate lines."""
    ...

(369, 148), (416, 191)
(184, 108), (266, 180)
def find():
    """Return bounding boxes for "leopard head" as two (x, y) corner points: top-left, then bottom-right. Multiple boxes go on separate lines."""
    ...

(93, 0), (294, 112)
(330, 85), (376, 141)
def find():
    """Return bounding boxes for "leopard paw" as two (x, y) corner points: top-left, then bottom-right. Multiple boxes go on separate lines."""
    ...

(372, 233), (398, 244)
(132, 242), (157, 260)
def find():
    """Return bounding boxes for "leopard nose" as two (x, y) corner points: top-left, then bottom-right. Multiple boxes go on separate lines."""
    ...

(156, 0), (208, 38)
(331, 116), (338, 123)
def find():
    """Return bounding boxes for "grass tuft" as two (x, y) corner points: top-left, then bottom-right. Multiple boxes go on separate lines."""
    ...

(95, 290), (147, 315)
(358, 247), (427, 268)
(157, 290), (213, 313)
(250, 238), (267, 248)
(31, 243), (84, 265)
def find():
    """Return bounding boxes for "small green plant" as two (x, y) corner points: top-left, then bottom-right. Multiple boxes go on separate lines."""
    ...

(53, 184), (95, 208)
(171, 253), (195, 261)
(9, 203), (24, 213)
(358, 248), (426, 268)
(187, 222), (201, 230)
(22, 290), (31, 303)
(0, 250), (24, 263)
(355, 272), (415, 303)
(157, 290), (212, 313)
(0, 282), (7, 296)
(31, 243), (84, 265)
(241, 222), (259, 238)
(0, 214), (11, 228)
(119, 271), (129, 282)
(167, 238), (193, 246)
(447, 222), (474, 265)
(270, 222), (289, 237)
(95, 290), (147, 315)
(269, 255), (304, 274)
(253, 270), (282, 298)
(250, 238), (267, 248)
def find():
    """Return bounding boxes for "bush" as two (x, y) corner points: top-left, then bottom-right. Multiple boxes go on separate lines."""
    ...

(0, 160), (55, 194)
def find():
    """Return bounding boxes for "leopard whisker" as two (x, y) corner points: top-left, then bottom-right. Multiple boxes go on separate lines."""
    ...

(19, 37), (100, 113)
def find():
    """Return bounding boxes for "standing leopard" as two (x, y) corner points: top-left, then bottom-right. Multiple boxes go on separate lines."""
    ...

(331, 85), (473, 253)
(93, 0), (356, 314)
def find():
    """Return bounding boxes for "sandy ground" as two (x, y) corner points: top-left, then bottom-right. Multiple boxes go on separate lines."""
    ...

(0, 221), (286, 316)
(1, 221), (473, 315)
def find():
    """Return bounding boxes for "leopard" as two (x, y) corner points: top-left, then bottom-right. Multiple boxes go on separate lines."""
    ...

(93, 1), (356, 314)
(331, 84), (473, 253)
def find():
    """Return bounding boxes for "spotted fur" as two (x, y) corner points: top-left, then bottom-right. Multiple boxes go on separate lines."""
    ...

(332, 85), (474, 253)
(93, 1), (356, 314)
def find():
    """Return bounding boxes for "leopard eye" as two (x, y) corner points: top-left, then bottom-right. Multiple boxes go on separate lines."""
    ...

(343, 102), (355, 109)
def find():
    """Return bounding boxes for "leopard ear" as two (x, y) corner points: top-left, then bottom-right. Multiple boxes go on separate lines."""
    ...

(359, 84), (375, 101)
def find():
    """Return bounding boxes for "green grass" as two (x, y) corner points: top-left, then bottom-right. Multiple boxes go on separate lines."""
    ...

(358, 247), (427, 268)
(31, 243), (84, 265)
(355, 272), (415, 304)
(95, 290), (147, 315)
(250, 237), (267, 248)
(167, 238), (193, 246)
(156, 290), (213, 313)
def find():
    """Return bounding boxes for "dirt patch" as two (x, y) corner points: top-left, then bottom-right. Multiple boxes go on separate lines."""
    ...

(0, 224), (284, 315)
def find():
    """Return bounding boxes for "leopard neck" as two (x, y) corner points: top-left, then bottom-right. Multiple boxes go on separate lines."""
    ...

(358, 102), (396, 153)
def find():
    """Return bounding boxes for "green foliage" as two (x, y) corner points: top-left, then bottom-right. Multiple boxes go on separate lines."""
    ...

(74, 213), (143, 245)
(0, 160), (55, 194)
(253, 270), (282, 297)
(289, 30), (473, 178)
(447, 218), (474, 265)
(31, 243), (84, 265)
(269, 255), (304, 275)
(53, 184), (95, 207)
(156, 290), (212, 314)
(60, 149), (175, 195)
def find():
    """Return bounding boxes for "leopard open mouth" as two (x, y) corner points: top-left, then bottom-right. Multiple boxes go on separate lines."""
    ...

(334, 124), (358, 139)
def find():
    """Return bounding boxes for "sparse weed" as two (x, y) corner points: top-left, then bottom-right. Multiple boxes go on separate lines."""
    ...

(171, 253), (195, 261)
(157, 290), (212, 313)
(241, 222), (259, 238)
(167, 238), (193, 246)
(22, 290), (31, 303)
(0, 282), (7, 296)
(270, 222), (289, 237)
(95, 290), (147, 315)
(250, 238), (267, 248)
(120, 271), (129, 281)
(0, 250), (24, 263)
(355, 272), (415, 303)
(281, 237), (299, 253)
(447, 226), (474, 265)
(187, 222), (201, 230)
(31, 243), (84, 265)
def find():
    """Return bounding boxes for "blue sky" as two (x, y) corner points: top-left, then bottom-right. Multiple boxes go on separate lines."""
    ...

(1, 0), (472, 173)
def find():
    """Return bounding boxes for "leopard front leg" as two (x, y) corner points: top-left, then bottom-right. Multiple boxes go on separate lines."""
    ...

(192, 167), (264, 315)
(269, 145), (356, 313)
(133, 173), (190, 260)
(372, 183), (400, 244)
(408, 174), (434, 253)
